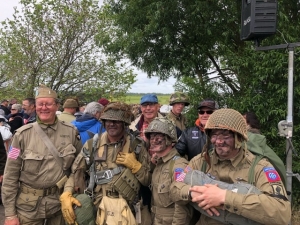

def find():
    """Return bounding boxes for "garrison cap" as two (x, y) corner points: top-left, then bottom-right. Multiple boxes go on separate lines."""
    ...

(35, 84), (57, 99)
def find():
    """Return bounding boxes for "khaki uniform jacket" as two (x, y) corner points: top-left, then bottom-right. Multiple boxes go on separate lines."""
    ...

(166, 111), (187, 131)
(151, 148), (192, 225)
(2, 120), (82, 218)
(170, 148), (291, 225)
(57, 111), (76, 123)
(70, 131), (152, 207)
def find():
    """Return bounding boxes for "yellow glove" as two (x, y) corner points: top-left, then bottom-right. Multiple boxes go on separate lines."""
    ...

(116, 152), (142, 173)
(59, 191), (81, 225)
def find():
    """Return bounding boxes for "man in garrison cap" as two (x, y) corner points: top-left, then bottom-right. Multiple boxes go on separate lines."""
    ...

(2, 84), (83, 225)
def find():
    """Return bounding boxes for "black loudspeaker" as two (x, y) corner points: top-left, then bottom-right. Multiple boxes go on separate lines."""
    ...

(241, 0), (278, 41)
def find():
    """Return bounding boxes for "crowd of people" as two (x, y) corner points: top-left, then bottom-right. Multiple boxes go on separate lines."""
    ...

(0, 85), (291, 225)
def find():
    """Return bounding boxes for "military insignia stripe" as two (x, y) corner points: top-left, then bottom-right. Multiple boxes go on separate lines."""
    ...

(174, 168), (184, 181)
(263, 167), (281, 182)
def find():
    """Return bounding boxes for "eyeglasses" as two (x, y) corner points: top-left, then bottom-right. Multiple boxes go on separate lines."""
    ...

(36, 103), (56, 109)
(141, 102), (157, 107)
(11, 109), (17, 111)
(198, 110), (214, 115)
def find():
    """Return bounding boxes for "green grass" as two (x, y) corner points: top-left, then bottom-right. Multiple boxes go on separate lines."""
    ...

(114, 94), (170, 105)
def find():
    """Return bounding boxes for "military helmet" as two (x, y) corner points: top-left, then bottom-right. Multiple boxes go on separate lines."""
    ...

(73, 194), (95, 225)
(144, 117), (177, 142)
(169, 92), (190, 106)
(205, 108), (248, 141)
(100, 102), (133, 125)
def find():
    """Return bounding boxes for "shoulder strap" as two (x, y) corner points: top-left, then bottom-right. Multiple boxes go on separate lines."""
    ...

(32, 122), (63, 168)
(169, 155), (181, 179)
(248, 154), (264, 185)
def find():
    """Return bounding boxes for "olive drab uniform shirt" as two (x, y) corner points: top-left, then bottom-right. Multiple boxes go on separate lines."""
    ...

(166, 111), (187, 132)
(2, 120), (82, 218)
(70, 132), (151, 208)
(151, 148), (192, 225)
(170, 148), (291, 225)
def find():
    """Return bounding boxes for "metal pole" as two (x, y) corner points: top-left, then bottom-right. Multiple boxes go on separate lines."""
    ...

(286, 47), (294, 208)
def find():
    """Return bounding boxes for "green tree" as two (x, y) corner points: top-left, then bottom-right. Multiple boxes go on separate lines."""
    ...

(98, 0), (300, 207)
(0, 0), (136, 102)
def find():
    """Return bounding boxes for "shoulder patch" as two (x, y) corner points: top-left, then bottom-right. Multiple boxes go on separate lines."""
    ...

(174, 168), (184, 180)
(263, 167), (281, 182)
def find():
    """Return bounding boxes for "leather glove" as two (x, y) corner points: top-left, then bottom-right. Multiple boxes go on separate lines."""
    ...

(59, 191), (81, 225)
(116, 152), (142, 173)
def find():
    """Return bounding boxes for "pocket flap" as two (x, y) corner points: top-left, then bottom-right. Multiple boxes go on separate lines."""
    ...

(59, 144), (77, 157)
(16, 192), (41, 212)
(21, 150), (44, 160)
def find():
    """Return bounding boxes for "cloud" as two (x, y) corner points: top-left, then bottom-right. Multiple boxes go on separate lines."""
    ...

(130, 71), (175, 94)
(0, 1), (176, 94)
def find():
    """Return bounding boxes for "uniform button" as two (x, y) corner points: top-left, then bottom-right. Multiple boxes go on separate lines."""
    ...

(60, 153), (63, 156)
(225, 205), (230, 209)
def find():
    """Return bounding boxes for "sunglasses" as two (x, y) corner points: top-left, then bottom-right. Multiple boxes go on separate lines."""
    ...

(198, 110), (214, 115)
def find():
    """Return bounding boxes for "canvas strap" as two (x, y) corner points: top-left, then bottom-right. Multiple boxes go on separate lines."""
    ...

(33, 122), (64, 170)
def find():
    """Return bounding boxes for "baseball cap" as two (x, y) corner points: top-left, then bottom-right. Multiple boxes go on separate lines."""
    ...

(140, 94), (158, 105)
(197, 99), (218, 110)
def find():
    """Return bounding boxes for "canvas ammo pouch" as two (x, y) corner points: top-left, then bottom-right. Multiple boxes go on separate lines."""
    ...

(113, 168), (140, 203)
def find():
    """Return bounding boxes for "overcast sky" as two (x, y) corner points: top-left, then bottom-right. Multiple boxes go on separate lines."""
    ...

(0, 0), (176, 94)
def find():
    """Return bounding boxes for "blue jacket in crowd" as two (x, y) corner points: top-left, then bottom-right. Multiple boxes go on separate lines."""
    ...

(72, 113), (105, 145)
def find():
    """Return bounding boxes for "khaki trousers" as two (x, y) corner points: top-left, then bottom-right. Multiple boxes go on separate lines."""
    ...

(18, 211), (64, 225)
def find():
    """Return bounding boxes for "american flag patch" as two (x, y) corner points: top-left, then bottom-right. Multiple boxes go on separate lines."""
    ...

(176, 172), (186, 182)
(8, 147), (20, 160)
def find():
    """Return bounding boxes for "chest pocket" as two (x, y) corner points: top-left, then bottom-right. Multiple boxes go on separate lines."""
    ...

(157, 179), (172, 207)
(58, 144), (77, 170)
(21, 150), (44, 175)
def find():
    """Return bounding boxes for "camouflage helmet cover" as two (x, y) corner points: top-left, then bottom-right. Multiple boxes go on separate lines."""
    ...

(144, 117), (177, 142)
(205, 108), (248, 141)
(100, 102), (133, 125)
(169, 92), (190, 106)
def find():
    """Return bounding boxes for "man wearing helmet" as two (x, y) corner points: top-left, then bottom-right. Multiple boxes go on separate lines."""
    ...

(144, 117), (192, 224)
(60, 102), (151, 225)
(166, 92), (190, 137)
(171, 108), (291, 225)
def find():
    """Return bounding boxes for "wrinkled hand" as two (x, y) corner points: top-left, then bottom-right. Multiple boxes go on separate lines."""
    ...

(60, 191), (81, 225)
(190, 184), (226, 216)
(116, 152), (142, 173)
(4, 217), (19, 225)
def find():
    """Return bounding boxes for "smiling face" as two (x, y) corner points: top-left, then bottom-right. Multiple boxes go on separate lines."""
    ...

(210, 129), (239, 160)
(198, 106), (214, 126)
(35, 98), (59, 124)
(104, 120), (125, 142)
(140, 102), (160, 123)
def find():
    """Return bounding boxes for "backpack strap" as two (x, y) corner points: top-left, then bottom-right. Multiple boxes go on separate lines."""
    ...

(169, 155), (181, 179)
(248, 155), (264, 185)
